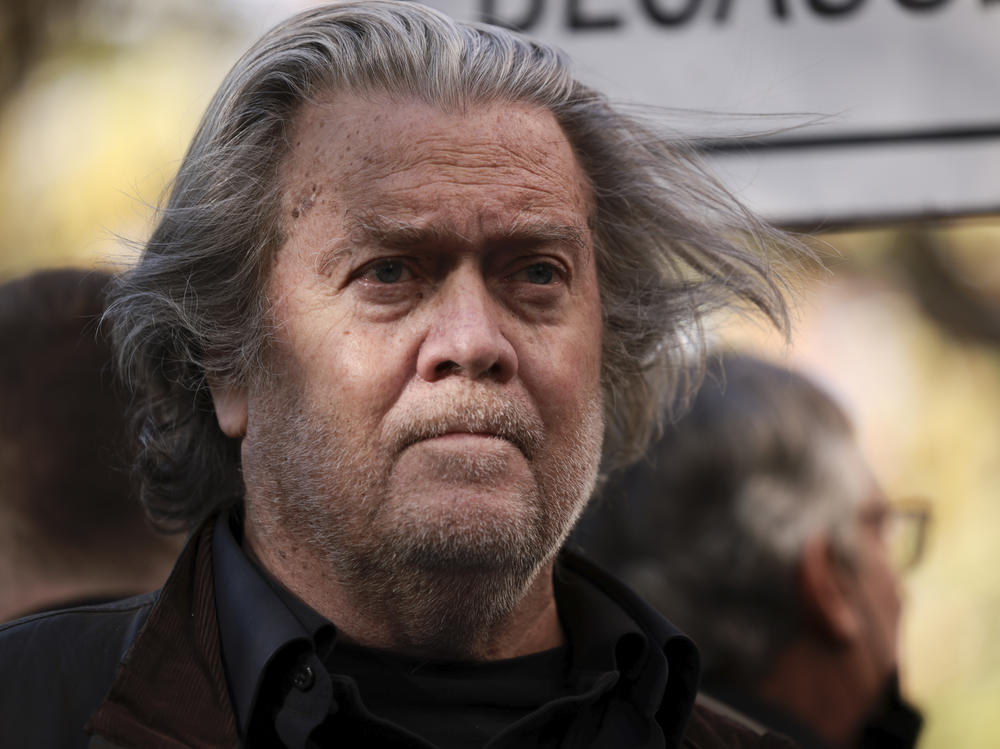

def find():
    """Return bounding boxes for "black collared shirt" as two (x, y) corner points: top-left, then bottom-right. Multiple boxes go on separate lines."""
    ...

(213, 516), (699, 748)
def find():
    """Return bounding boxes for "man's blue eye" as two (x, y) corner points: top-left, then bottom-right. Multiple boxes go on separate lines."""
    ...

(522, 264), (555, 285)
(373, 261), (404, 283)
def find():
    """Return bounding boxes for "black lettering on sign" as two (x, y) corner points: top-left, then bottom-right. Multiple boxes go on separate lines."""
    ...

(772, 0), (791, 19)
(641, 0), (702, 26)
(896, 0), (951, 9)
(807, 0), (865, 14)
(714, 0), (791, 22)
(567, 0), (623, 28)
(480, 0), (544, 30)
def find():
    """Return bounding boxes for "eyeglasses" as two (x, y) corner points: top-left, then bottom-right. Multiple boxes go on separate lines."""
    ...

(858, 497), (932, 573)
(884, 498), (932, 573)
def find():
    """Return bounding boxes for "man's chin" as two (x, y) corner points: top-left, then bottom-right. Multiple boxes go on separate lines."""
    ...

(379, 492), (545, 570)
(386, 439), (539, 512)
(373, 465), (553, 574)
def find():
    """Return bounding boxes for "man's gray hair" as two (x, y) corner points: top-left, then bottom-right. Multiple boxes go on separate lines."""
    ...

(574, 353), (870, 684)
(107, 1), (794, 532)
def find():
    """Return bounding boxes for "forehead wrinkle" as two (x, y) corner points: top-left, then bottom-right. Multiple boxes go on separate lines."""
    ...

(405, 147), (565, 190)
(338, 123), (588, 207)
(346, 209), (590, 259)
(339, 158), (585, 212)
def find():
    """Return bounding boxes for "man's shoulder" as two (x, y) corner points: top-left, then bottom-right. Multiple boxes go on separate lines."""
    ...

(684, 697), (801, 749)
(0, 590), (157, 665)
(0, 592), (157, 748)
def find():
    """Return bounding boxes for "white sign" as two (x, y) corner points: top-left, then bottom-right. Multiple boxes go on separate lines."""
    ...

(420, 0), (1000, 227)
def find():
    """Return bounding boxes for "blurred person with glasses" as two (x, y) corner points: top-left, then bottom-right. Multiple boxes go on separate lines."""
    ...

(876, 500), (931, 577)
(572, 352), (926, 749)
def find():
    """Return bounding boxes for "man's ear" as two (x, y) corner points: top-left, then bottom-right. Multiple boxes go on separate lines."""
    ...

(799, 534), (861, 645)
(209, 383), (248, 438)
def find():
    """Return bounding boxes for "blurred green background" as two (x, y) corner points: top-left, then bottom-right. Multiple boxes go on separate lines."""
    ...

(1, 2), (997, 746)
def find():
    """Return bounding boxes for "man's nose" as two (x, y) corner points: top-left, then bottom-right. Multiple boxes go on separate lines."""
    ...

(416, 274), (517, 384)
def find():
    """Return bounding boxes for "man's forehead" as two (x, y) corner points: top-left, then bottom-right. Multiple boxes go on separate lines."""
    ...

(279, 91), (595, 244)
(281, 91), (586, 191)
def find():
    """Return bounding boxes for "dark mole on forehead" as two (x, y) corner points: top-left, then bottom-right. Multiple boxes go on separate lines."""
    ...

(291, 183), (321, 220)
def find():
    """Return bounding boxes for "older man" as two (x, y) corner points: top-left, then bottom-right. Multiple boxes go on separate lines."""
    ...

(0, 3), (797, 747)
(574, 354), (923, 748)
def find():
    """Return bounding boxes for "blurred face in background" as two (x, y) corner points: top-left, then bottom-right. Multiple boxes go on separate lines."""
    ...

(842, 484), (904, 704)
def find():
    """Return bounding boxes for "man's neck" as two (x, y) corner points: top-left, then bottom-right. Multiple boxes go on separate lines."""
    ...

(243, 526), (564, 661)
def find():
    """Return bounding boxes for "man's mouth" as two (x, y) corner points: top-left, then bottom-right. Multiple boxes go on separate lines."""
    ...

(392, 402), (544, 461)
(403, 425), (529, 458)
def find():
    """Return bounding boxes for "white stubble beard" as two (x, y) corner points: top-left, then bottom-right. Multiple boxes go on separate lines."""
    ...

(240, 372), (604, 657)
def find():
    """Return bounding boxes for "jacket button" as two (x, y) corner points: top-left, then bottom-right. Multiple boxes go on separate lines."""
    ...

(291, 664), (315, 691)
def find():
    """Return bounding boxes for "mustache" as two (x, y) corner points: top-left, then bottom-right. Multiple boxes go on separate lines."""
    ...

(382, 390), (545, 460)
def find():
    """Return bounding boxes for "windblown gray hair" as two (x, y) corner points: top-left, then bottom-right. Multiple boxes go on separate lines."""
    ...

(575, 354), (870, 684)
(107, 1), (795, 532)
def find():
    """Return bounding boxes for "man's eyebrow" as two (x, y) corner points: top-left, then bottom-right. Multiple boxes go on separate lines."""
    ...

(345, 212), (590, 253)
(347, 214), (463, 250)
(495, 219), (589, 253)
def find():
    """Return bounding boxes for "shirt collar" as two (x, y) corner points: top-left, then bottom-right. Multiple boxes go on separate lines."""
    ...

(213, 516), (699, 742)
(555, 552), (651, 679)
(212, 512), (334, 736)
(555, 548), (700, 734)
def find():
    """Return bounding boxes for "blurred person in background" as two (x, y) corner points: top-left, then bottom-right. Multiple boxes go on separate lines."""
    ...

(0, 268), (183, 621)
(573, 352), (925, 749)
